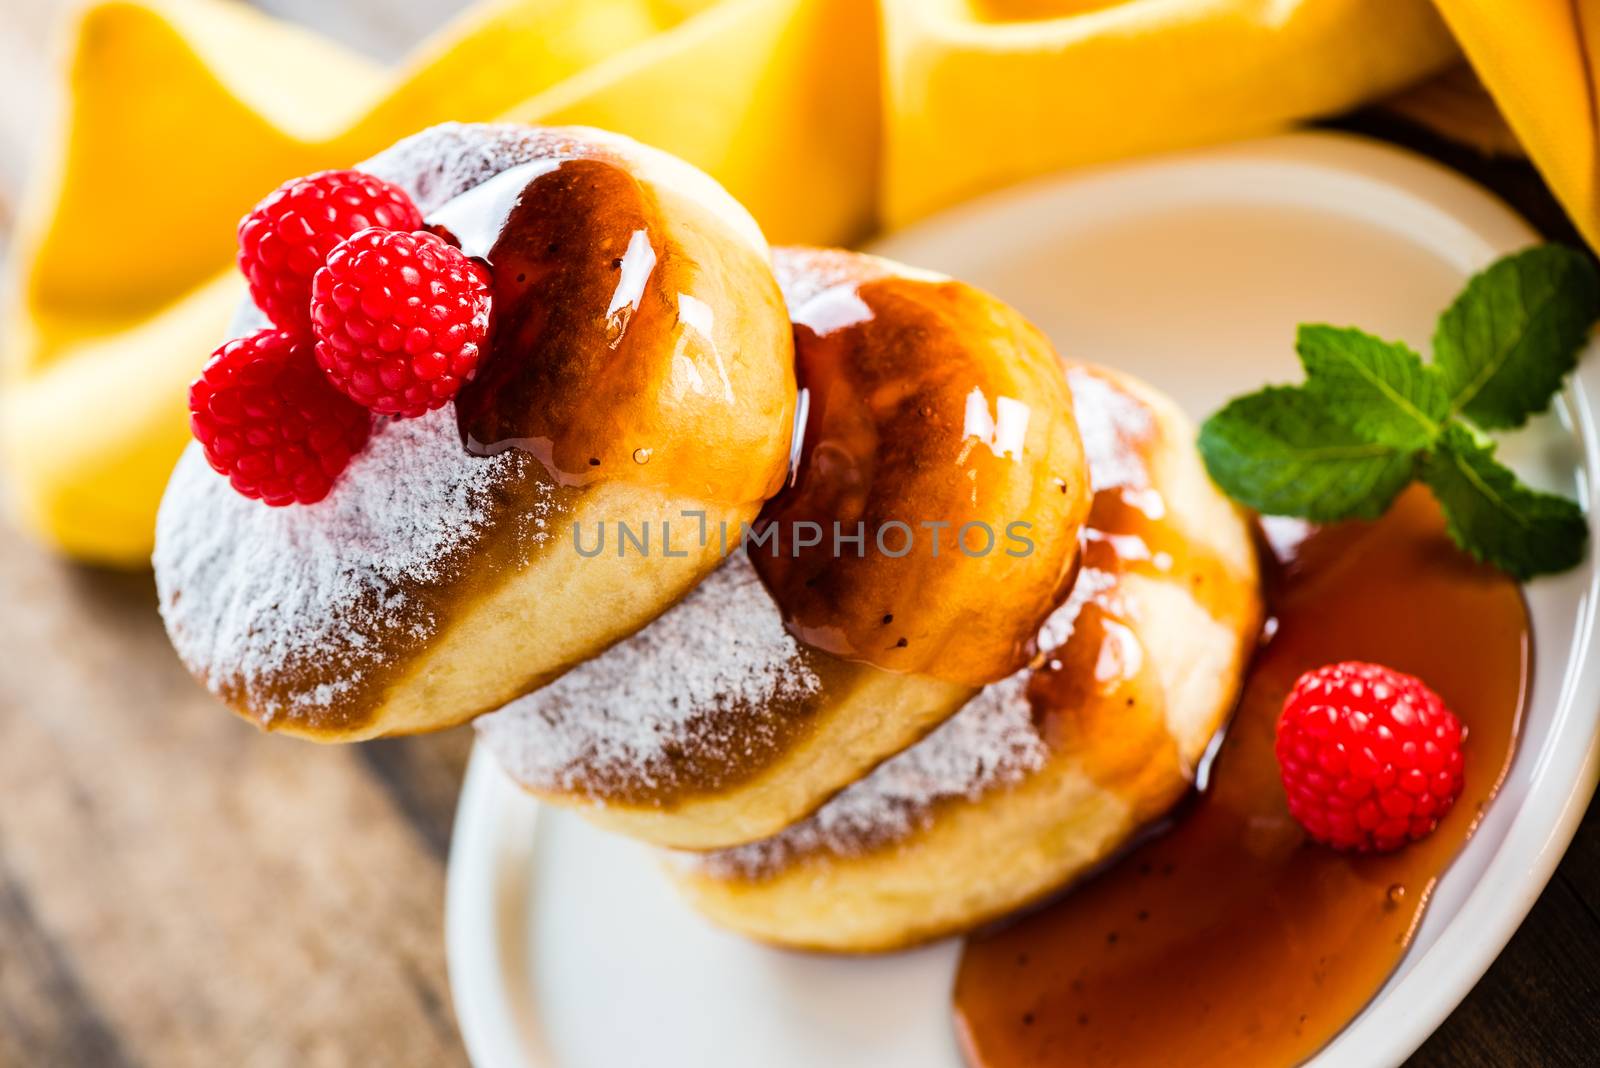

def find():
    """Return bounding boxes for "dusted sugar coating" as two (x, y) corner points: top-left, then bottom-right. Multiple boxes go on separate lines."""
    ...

(154, 123), (796, 740)
(157, 404), (542, 728)
(692, 566), (1120, 880)
(476, 552), (824, 799)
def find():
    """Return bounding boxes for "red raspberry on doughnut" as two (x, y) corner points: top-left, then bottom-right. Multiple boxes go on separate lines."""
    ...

(238, 170), (423, 332)
(1275, 661), (1465, 852)
(189, 328), (372, 506)
(310, 227), (492, 417)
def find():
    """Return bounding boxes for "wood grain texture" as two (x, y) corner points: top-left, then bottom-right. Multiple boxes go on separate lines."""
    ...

(0, 523), (474, 1068)
(0, 5), (1595, 1067)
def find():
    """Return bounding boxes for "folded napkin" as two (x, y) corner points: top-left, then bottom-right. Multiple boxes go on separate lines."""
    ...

(0, 0), (1533, 564)
(1432, 0), (1599, 251)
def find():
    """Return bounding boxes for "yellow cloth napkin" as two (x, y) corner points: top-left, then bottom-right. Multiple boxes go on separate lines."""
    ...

(1432, 0), (1599, 250)
(0, 0), (1496, 564)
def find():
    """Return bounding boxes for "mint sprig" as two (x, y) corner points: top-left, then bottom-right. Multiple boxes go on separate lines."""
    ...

(1199, 245), (1599, 580)
(1296, 326), (1446, 449)
(1435, 247), (1600, 429)
(1422, 425), (1588, 577)
(1200, 387), (1413, 521)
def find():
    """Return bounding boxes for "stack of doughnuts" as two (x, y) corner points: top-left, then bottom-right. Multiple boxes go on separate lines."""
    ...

(669, 365), (1261, 949)
(154, 123), (1261, 950)
(476, 245), (1092, 848)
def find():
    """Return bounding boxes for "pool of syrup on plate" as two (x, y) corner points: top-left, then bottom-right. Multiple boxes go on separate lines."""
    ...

(953, 486), (1530, 1067)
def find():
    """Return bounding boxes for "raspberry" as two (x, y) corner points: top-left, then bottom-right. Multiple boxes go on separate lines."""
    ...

(310, 227), (492, 417)
(238, 170), (423, 332)
(1275, 661), (1465, 852)
(189, 328), (372, 506)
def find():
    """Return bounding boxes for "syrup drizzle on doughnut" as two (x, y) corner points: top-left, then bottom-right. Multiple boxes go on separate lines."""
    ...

(692, 366), (1231, 879)
(954, 487), (1528, 1068)
(443, 153), (790, 512)
(751, 252), (1089, 688)
(450, 158), (669, 483)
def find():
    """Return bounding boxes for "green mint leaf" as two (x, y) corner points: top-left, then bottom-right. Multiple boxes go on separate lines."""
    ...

(1434, 245), (1600, 429)
(1200, 245), (1593, 581)
(1297, 324), (1447, 449)
(1421, 424), (1587, 580)
(1198, 386), (1414, 522)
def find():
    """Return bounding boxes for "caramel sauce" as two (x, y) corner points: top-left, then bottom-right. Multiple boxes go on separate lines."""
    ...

(1029, 592), (1189, 829)
(452, 158), (674, 482)
(753, 257), (1090, 687)
(1021, 368), (1242, 825)
(444, 156), (792, 506)
(1079, 476), (1244, 627)
(953, 487), (1528, 1067)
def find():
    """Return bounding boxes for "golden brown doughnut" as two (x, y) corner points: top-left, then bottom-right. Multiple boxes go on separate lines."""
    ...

(153, 123), (796, 741)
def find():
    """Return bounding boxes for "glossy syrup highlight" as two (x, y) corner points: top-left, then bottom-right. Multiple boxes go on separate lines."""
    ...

(953, 488), (1528, 1068)
(432, 153), (795, 515)
(751, 263), (1089, 687)
(448, 157), (666, 483)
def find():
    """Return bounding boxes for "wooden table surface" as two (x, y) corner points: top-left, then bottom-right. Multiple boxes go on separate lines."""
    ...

(1, 4), (1598, 1066)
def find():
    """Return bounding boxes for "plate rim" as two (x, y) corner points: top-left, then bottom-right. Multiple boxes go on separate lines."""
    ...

(446, 129), (1600, 1068)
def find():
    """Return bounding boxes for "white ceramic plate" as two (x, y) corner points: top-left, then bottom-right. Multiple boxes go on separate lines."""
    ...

(447, 132), (1600, 1068)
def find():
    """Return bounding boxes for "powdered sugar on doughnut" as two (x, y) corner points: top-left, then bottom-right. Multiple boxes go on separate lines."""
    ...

(366, 122), (767, 254)
(152, 124), (620, 727)
(365, 123), (596, 215)
(1069, 366), (1155, 493)
(155, 408), (537, 725)
(691, 567), (1119, 879)
(476, 551), (821, 799)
